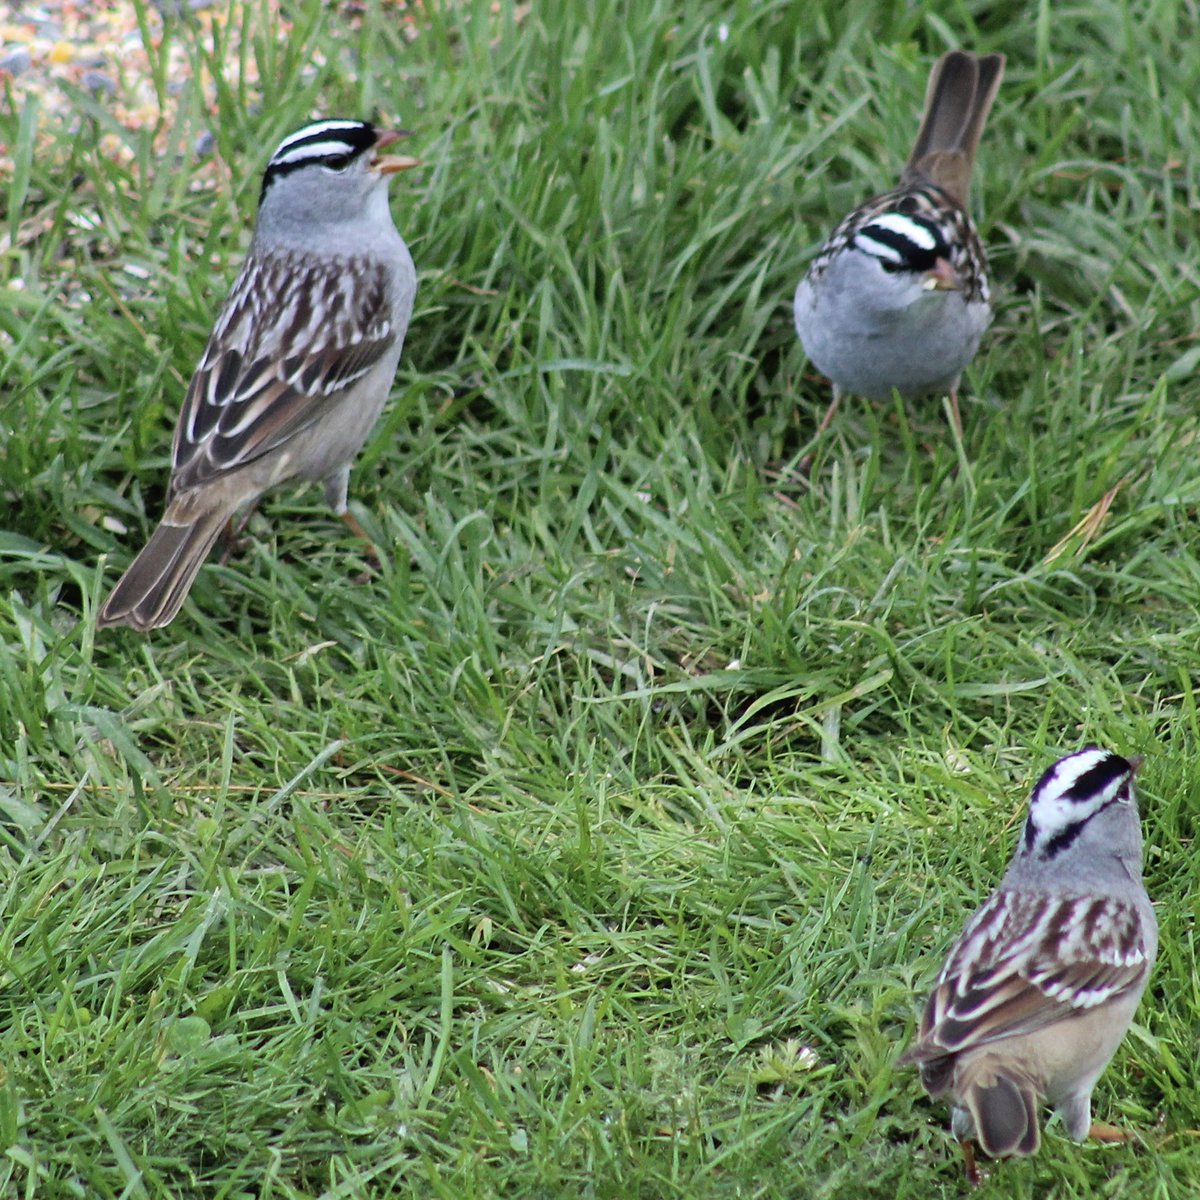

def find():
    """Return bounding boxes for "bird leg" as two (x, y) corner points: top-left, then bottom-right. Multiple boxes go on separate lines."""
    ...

(796, 385), (843, 477)
(340, 508), (374, 546)
(957, 1138), (982, 1186)
(947, 385), (963, 441)
(340, 509), (382, 579)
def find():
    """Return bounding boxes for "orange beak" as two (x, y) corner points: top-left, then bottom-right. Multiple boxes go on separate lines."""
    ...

(371, 129), (420, 175)
(922, 256), (961, 292)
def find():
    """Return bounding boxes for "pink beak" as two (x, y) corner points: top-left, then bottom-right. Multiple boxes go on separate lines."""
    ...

(923, 257), (961, 292)
(371, 129), (420, 175)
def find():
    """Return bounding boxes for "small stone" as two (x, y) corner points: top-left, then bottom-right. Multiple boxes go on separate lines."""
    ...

(81, 70), (117, 96)
(0, 47), (31, 75)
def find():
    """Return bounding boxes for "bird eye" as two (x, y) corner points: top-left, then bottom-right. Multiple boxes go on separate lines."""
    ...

(324, 153), (354, 171)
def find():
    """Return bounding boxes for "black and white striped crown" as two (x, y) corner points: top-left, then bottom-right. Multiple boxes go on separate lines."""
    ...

(1023, 746), (1137, 858)
(851, 211), (950, 275)
(808, 179), (990, 303)
(260, 119), (379, 200)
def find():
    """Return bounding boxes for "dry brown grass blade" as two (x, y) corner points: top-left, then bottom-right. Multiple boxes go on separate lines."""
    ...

(1043, 474), (1132, 565)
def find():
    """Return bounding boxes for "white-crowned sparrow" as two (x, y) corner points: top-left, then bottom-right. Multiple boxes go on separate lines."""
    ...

(900, 747), (1157, 1182)
(793, 51), (1004, 448)
(97, 119), (419, 632)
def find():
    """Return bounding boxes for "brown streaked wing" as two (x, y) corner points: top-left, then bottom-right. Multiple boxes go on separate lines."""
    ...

(910, 891), (1149, 1058)
(169, 248), (395, 495)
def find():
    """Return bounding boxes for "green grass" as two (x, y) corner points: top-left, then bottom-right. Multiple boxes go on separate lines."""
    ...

(2, 0), (1200, 1194)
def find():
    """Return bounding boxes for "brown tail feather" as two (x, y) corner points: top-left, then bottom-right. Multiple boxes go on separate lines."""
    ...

(963, 1063), (1040, 1158)
(904, 50), (1005, 206)
(97, 503), (232, 632)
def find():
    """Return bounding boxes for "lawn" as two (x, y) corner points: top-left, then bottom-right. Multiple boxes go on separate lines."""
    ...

(2, 0), (1199, 1196)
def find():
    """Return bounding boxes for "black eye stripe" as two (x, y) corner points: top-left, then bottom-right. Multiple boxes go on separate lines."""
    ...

(1029, 750), (1130, 806)
(1065, 754), (1131, 802)
(261, 155), (356, 199)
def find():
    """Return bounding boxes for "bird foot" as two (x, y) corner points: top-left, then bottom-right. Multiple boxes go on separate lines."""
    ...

(218, 506), (258, 564)
(763, 462), (814, 508)
(793, 451), (817, 480)
(1089, 1121), (1132, 1144)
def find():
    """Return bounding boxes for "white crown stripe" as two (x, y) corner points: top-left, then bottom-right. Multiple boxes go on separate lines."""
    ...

(1038, 749), (1111, 798)
(865, 211), (940, 251)
(272, 120), (368, 156)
